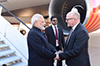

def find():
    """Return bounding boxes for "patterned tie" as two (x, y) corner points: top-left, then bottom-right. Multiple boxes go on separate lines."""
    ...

(66, 29), (73, 45)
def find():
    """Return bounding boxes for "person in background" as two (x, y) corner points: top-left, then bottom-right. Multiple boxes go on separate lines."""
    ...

(27, 14), (57, 66)
(45, 16), (65, 66)
(20, 29), (26, 35)
(2, 64), (7, 66)
(54, 10), (91, 66)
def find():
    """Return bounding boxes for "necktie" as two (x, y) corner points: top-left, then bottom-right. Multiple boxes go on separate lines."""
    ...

(66, 29), (73, 45)
(55, 26), (58, 39)
(55, 26), (59, 46)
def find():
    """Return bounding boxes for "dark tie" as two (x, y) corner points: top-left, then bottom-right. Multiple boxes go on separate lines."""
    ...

(55, 26), (58, 39)
(55, 26), (59, 47)
(66, 29), (73, 45)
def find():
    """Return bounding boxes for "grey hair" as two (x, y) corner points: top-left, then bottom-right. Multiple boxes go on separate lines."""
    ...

(71, 8), (80, 20)
(67, 8), (80, 20)
(31, 14), (43, 25)
(73, 11), (80, 20)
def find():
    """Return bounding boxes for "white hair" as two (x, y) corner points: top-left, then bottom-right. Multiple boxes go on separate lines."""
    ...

(71, 8), (78, 12)
(31, 14), (43, 25)
(70, 8), (80, 20)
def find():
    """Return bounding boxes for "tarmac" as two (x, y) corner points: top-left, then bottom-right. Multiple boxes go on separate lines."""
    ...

(88, 29), (100, 66)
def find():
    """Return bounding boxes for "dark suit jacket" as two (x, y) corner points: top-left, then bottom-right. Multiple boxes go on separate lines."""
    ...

(45, 25), (65, 50)
(59, 23), (91, 66)
(27, 26), (56, 66)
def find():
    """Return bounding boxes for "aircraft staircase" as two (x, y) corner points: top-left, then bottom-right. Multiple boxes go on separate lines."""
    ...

(0, 5), (28, 66)
(0, 35), (27, 66)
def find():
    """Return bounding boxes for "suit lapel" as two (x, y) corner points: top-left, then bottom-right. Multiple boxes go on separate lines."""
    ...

(64, 23), (81, 50)
(50, 26), (56, 39)
(50, 25), (60, 40)
(68, 23), (81, 42)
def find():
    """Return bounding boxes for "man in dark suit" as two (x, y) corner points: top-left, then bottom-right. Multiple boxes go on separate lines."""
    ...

(45, 16), (65, 66)
(55, 10), (91, 66)
(27, 14), (57, 66)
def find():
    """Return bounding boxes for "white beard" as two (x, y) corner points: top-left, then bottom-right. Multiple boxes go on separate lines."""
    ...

(38, 23), (44, 30)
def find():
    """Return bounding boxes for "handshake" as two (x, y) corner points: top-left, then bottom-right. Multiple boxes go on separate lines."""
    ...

(54, 50), (63, 61)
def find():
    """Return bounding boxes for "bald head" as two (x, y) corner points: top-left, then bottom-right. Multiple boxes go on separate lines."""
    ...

(66, 11), (80, 27)
(67, 11), (80, 20)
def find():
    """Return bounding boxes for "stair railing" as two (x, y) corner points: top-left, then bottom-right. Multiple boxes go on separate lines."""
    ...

(0, 4), (30, 30)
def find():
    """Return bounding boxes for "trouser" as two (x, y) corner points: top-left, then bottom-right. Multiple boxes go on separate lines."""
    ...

(57, 60), (62, 66)
(56, 46), (62, 66)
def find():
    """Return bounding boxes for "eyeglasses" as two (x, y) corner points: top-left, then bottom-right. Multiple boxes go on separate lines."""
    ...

(52, 20), (57, 22)
(66, 18), (74, 21)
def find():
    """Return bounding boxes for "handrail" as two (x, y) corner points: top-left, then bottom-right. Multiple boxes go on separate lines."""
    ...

(0, 4), (30, 29)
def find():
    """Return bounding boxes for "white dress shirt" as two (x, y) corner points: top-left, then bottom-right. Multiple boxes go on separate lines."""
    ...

(72, 22), (79, 31)
(51, 24), (58, 36)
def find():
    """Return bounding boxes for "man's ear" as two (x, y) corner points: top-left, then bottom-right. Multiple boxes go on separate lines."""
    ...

(34, 21), (38, 26)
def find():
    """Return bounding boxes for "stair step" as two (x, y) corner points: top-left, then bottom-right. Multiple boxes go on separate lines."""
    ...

(0, 44), (9, 48)
(0, 50), (15, 57)
(10, 62), (26, 66)
(0, 56), (21, 65)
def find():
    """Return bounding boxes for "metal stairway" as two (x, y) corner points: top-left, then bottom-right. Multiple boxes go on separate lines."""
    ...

(0, 4), (28, 66)
(0, 37), (27, 66)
